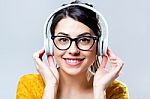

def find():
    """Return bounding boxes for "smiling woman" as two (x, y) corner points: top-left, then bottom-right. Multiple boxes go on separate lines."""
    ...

(16, 0), (129, 99)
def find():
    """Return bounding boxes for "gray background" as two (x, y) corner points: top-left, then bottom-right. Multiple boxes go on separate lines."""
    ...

(0, 0), (150, 98)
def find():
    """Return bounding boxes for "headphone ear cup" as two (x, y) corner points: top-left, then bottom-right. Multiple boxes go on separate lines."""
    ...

(44, 38), (50, 55)
(97, 36), (103, 56)
(44, 38), (54, 55)
(97, 36), (108, 56)
(102, 38), (108, 55)
(49, 38), (54, 55)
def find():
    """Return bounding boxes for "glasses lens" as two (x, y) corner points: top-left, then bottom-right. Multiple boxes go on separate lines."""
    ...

(53, 36), (96, 51)
(53, 36), (70, 50)
(77, 36), (95, 50)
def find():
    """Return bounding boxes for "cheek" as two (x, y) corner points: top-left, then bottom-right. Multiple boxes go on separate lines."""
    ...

(53, 47), (64, 61)
(89, 44), (97, 56)
(54, 47), (59, 55)
(53, 48), (63, 68)
(84, 45), (97, 63)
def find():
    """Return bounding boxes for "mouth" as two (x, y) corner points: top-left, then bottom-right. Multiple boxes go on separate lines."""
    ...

(63, 58), (85, 67)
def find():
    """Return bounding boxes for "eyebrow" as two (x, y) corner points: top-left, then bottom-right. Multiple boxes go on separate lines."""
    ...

(57, 32), (69, 36)
(78, 32), (92, 37)
(56, 32), (92, 37)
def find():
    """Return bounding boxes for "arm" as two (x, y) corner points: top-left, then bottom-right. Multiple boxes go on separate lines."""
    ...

(93, 88), (106, 99)
(42, 85), (58, 99)
(33, 48), (59, 99)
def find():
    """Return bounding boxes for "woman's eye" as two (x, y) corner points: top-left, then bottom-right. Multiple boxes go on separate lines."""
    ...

(58, 37), (69, 43)
(79, 37), (91, 44)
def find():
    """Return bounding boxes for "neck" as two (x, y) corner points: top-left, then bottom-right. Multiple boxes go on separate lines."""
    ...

(57, 68), (94, 99)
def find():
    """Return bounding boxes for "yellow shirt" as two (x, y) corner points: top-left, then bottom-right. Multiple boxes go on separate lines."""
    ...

(16, 74), (129, 99)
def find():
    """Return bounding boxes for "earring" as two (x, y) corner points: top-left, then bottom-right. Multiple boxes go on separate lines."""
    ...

(88, 65), (96, 75)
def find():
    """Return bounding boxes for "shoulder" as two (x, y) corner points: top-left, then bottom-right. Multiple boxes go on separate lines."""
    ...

(17, 73), (45, 88)
(17, 74), (45, 98)
(18, 74), (43, 83)
(106, 80), (129, 99)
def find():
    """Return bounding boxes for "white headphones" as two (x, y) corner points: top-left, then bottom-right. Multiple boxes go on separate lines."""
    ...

(44, 3), (108, 56)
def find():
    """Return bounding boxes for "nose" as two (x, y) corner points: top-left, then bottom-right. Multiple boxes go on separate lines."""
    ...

(67, 41), (80, 55)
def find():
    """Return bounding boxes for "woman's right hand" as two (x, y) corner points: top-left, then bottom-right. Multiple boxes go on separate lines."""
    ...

(33, 48), (59, 87)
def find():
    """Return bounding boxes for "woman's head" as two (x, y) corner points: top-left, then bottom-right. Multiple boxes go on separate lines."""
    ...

(49, 1), (101, 75)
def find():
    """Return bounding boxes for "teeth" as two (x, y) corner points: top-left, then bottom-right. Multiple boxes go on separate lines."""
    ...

(66, 59), (80, 63)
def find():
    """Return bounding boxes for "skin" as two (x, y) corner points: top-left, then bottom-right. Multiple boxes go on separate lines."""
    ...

(54, 17), (97, 76)
(33, 17), (124, 99)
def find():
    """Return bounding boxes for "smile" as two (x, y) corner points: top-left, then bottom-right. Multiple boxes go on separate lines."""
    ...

(63, 58), (84, 67)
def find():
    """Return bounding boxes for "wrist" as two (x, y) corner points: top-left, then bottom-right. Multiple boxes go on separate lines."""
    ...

(93, 87), (106, 99)
(45, 83), (58, 88)
(45, 84), (58, 93)
(42, 85), (58, 99)
(93, 84), (105, 91)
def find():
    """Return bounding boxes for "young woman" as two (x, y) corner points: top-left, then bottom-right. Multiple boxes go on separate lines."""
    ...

(17, 1), (129, 99)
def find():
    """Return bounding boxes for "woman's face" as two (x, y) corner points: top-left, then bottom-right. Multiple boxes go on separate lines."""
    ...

(53, 17), (97, 75)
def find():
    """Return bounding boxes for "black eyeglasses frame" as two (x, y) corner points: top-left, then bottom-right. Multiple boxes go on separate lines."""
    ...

(51, 36), (98, 51)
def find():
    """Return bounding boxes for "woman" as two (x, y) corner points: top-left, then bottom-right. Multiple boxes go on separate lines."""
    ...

(17, 1), (129, 99)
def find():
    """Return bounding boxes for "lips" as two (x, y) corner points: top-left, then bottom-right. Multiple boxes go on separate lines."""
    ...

(63, 58), (84, 67)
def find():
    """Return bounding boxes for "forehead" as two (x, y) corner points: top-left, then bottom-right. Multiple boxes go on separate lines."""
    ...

(54, 17), (94, 37)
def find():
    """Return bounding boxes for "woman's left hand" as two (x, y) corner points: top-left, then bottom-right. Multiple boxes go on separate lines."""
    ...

(93, 48), (124, 91)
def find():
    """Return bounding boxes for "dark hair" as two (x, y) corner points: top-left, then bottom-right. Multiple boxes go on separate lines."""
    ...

(50, 1), (101, 37)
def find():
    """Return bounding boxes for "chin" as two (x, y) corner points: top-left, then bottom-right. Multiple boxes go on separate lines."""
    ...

(59, 65), (87, 76)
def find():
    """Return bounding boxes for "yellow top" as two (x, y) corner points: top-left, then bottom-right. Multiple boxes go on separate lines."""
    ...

(16, 74), (129, 99)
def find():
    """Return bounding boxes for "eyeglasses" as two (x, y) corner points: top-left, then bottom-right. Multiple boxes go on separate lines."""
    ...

(51, 36), (98, 51)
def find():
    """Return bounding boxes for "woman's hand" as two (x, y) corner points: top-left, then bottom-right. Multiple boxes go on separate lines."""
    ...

(33, 48), (59, 86)
(93, 48), (124, 99)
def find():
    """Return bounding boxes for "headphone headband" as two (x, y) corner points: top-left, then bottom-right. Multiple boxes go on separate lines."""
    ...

(44, 3), (108, 55)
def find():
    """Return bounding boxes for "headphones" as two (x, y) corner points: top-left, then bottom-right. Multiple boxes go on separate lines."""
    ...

(44, 3), (108, 56)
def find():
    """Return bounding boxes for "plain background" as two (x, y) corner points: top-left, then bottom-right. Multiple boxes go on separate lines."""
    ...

(0, 0), (150, 98)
